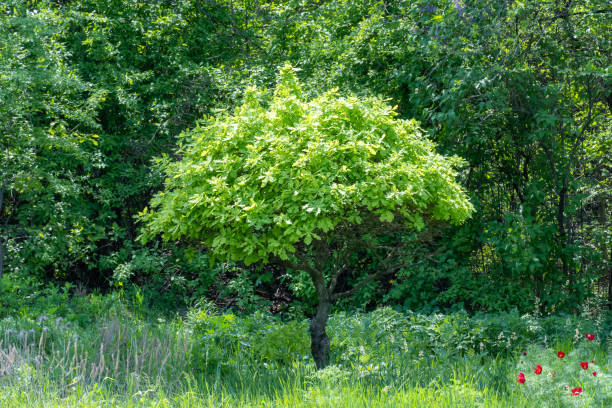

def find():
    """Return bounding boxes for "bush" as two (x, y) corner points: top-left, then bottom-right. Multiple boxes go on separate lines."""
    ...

(253, 320), (311, 365)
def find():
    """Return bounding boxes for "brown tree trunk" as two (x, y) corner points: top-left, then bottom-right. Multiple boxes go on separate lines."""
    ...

(275, 255), (332, 369)
(310, 293), (331, 369)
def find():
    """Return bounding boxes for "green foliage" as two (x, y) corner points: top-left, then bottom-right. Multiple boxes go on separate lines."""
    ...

(0, 0), (247, 291)
(1, 300), (609, 406)
(140, 65), (473, 267)
(327, 307), (605, 363)
(0, 1), (105, 280)
(253, 320), (310, 365)
(0, 0), (609, 316)
(253, 0), (611, 312)
(188, 306), (310, 371)
(108, 245), (217, 309)
(189, 309), (248, 372)
(223, 268), (272, 313)
(517, 341), (612, 406)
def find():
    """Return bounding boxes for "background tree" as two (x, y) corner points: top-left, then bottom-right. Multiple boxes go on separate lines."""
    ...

(0, 3), (103, 283)
(258, 0), (611, 312)
(140, 66), (473, 368)
(1, 0), (608, 317)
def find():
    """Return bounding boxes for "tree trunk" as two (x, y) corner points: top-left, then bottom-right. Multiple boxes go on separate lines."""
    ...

(310, 293), (331, 369)
(275, 256), (333, 369)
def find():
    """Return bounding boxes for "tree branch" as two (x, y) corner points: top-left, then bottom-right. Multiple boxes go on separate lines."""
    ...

(330, 245), (446, 301)
(272, 254), (328, 299)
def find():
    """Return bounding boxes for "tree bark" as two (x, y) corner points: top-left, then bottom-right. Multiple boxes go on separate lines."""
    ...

(310, 292), (331, 369)
(272, 255), (332, 369)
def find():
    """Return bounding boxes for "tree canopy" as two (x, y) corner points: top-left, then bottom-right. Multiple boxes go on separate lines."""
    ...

(140, 66), (473, 264)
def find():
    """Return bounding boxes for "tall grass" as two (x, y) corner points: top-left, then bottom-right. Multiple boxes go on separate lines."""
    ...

(0, 304), (609, 407)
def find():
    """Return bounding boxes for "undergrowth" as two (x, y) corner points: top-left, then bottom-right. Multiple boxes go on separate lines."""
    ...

(0, 296), (610, 407)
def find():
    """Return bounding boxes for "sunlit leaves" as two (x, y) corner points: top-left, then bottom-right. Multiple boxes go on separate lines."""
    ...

(141, 66), (473, 265)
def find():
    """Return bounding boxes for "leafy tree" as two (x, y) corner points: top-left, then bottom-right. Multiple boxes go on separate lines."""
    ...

(0, 0), (249, 294)
(140, 66), (473, 368)
(0, 2), (103, 280)
(259, 0), (611, 312)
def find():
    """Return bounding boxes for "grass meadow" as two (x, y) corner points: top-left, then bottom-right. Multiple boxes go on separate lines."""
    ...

(0, 296), (610, 407)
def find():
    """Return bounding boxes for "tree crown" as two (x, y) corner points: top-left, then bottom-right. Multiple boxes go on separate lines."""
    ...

(139, 65), (473, 264)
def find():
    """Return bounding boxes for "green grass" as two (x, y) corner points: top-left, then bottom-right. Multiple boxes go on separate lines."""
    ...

(0, 302), (610, 407)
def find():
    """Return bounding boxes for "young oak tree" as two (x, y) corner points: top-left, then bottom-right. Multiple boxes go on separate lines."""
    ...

(139, 65), (473, 368)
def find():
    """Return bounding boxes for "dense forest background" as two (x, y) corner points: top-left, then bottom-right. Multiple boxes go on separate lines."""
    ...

(1, 0), (610, 316)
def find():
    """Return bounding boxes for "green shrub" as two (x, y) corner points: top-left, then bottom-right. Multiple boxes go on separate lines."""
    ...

(253, 320), (310, 365)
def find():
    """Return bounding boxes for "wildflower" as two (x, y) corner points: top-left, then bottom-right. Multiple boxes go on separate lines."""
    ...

(557, 351), (565, 358)
(522, 351), (527, 356)
(593, 372), (597, 376)
(571, 387), (582, 396)
(517, 372), (525, 384)
(534, 364), (542, 375)
(580, 361), (588, 370)
(585, 333), (595, 341)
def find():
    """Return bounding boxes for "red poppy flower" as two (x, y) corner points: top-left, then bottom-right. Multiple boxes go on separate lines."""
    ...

(557, 351), (565, 358)
(522, 351), (527, 356)
(580, 361), (588, 370)
(534, 364), (542, 375)
(517, 372), (525, 384)
(571, 387), (582, 396)
(593, 372), (597, 376)
(585, 333), (595, 341)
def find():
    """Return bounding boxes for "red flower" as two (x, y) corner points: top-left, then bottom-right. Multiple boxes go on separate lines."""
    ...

(580, 361), (588, 370)
(585, 333), (595, 341)
(557, 351), (565, 358)
(522, 351), (527, 356)
(534, 364), (542, 375)
(517, 372), (525, 384)
(593, 372), (597, 376)
(571, 387), (582, 396)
